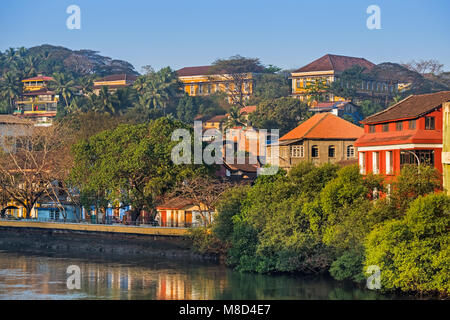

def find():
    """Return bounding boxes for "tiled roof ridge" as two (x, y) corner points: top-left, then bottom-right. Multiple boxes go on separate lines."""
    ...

(363, 95), (414, 122)
(302, 113), (330, 138)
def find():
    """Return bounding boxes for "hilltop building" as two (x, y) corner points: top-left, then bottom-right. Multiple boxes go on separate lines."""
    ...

(14, 75), (58, 126)
(177, 66), (253, 103)
(355, 91), (450, 179)
(291, 54), (407, 103)
(309, 100), (363, 123)
(93, 74), (137, 94)
(268, 113), (363, 171)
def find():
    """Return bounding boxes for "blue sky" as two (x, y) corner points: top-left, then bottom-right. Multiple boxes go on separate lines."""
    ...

(1, 0), (449, 73)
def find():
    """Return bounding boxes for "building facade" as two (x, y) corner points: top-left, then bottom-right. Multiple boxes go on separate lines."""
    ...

(291, 54), (405, 103)
(177, 66), (253, 103)
(93, 74), (137, 95)
(155, 198), (215, 228)
(355, 91), (450, 179)
(268, 113), (363, 171)
(14, 75), (59, 126)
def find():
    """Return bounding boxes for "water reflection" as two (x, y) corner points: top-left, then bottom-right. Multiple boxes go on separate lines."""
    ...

(0, 250), (413, 300)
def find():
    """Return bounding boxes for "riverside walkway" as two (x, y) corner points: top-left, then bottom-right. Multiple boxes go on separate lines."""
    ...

(0, 219), (189, 236)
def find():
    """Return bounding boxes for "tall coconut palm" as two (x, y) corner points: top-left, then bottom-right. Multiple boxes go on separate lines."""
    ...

(0, 71), (21, 113)
(223, 105), (246, 129)
(94, 86), (120, 115)
(51, 72), (76, 110)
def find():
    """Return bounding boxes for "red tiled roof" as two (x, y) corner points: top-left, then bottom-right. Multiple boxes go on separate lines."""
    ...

(293, 54), (375, 73)
(223, 159), (259, 173)
(22, 76), (54, 82)
(361, 91), (450, 124)
(95, 74), (137, 82)
(177, 66), (211, 77)
(355, 129), (442, 147)
(240, 105), (257, 115)
(280, 113), (364, 141)
(156, 197), (194, 210)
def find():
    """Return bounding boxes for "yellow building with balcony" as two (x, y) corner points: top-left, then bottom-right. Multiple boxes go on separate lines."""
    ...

(176, 66), (253, 103)
(14, 75), (59, 126)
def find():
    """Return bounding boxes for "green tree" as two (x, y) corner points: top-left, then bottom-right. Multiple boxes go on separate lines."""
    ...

(0, 71), (21, 113)
(51, 72), (77, 110)
(365, 193), (450, 295)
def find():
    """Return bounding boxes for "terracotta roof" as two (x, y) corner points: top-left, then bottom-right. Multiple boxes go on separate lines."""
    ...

(22, 76), (54, 82)
(362, 91), (450, 124)
(95, 74), (137, 82)
(355, 129), (442, 147)
(0, 115), (33, 125)
(206, 114), (228, 122)
(280, 113), (364, 141)
(156, 197), (194, 210)
(293, 54), (375, 73)
(240, 105), (257, 115)
(177, 66), (211, 77)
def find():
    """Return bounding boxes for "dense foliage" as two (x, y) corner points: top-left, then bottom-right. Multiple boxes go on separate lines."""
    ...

(203, 163), (449, 296)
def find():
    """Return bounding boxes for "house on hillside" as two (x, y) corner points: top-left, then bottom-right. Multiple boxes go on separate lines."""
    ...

(291, 54), (407, 103)
(177, 66), (253, 103)
(14, 75), (58, 126)
(355, 91), (450, 180)
(267, 113), (363, 171)
(93, 74), (137, 95)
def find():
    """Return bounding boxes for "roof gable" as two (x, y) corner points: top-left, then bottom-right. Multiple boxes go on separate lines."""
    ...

(280, 113), (364, 141)
(293, 54), (375, 73)
(177, 66), (211, 77)
(362, 91), (450, 124)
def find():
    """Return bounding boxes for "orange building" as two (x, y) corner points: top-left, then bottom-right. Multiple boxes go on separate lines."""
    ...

(268, 113), (363, 171)
(355, 91), (450, 179)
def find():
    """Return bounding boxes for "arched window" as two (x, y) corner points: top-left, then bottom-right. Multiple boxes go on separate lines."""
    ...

(347, 145), (355, 158)
(311, 145), (319, 158)
(328, 145), (335, 158)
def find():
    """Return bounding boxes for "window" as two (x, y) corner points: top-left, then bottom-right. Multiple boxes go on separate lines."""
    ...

(296, 80), (301, 88)
(382, 123), (389, 132)
(207, 84), (212, 94)
(311, 145), (319, 158)
(290, 145), (304, 158)
(396, 122), (403, 131)
(400, 150), (435, 167)
(409, 119), (416, 129)
(328, 145), (335, 158)
(198, 85), (203, 94)
(386, 151), (393, 174)
(373, 152), (380, 174)
(369, 125), (376, 133)
(425, 116), (435, 130)
(190, 86), (195, 95)
(216, 83), (221, 92)
(359, 152), (366, 174)
(347, 145), (355, 158)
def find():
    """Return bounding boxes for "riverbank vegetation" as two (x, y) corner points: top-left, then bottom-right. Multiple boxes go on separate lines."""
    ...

(191, 163), (449, 297)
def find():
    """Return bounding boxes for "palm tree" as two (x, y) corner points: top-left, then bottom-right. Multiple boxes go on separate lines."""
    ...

(223, 105), (246, 129)
(24, 55), (38, 78)
(94, 86), (120, 115)
(0, 71), (21, 113)
(78, 76), (94, 95)
(51, 72), (76, 110)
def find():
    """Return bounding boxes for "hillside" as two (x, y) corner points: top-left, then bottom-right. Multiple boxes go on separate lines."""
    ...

(0, 44), (138, 78)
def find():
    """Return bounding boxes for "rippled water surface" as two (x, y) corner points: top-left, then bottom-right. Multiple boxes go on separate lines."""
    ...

(0, 250), (417, 300)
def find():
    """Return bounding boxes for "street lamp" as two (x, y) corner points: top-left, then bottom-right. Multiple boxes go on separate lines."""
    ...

(401, 149), (421, 172)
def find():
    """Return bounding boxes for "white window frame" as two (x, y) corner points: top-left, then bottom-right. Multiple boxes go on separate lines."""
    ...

(373, 152), (380, 174)
(290, 145), (304, 158)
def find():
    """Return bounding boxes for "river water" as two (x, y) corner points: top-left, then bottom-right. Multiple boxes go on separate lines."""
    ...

(0, 250), (417, 300)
